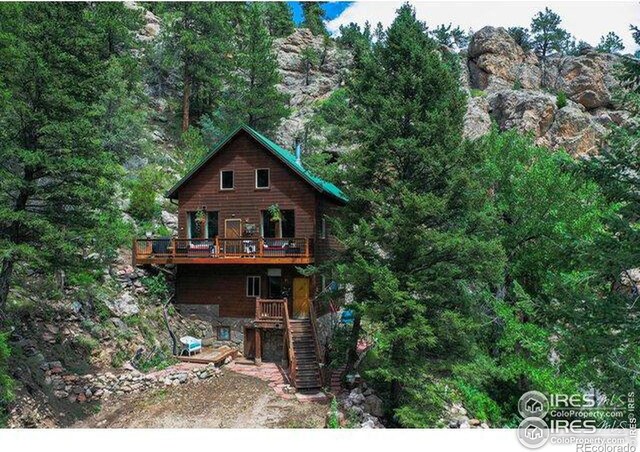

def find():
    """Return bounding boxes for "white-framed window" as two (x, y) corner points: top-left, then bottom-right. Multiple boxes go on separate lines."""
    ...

(246, 276), (261, 298)
(220, 170), (234, 190)
(319, 217), (326, 239)
(255, 168), (270, 189)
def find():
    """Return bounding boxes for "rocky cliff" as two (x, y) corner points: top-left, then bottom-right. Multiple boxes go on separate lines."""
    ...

(268, 26), (628, 157)
(273, 29), (351, 149)
(461, 26), (629, 156)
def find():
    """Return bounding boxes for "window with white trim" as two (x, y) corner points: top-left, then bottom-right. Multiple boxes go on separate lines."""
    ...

(319, 217), (326, 239)
(256, 169), (270, 189)
(246, 276), (261, 298)
(220, 170), (234, 190)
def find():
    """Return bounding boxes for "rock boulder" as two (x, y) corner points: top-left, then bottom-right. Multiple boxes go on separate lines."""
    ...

(468, 26), (541, 92)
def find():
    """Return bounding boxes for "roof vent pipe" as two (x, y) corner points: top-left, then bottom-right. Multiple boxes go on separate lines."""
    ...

(295, 142), (302, 166)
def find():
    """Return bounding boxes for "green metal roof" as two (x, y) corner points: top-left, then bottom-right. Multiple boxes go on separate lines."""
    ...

(166, 125), (348, 204)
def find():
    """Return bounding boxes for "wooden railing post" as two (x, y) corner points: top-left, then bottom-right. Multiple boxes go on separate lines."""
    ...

(283, 298), (297, 386)
(172, 238), (176, 259)
(258, 237), (264, 257)
(132, 239), (137, 266)
(309, 299), (324, 386)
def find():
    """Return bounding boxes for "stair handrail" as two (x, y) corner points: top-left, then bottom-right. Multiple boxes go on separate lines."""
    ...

(308, 299), (324, 386)
(282, 298), (297, 385)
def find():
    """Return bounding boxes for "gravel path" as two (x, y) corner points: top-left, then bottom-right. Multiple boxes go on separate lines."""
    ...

(73, 369), (327, 428)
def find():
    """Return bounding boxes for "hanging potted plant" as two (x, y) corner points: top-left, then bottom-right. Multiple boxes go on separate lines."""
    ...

(195, 209), (206, 238)
(267, 204), (282, 223)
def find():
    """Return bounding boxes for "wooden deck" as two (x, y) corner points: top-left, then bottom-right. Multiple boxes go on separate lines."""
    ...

(177, 345), (239, 365)
(133, 237), (314, 266)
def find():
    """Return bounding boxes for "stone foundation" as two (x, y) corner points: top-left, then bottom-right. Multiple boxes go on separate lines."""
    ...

(262, 330), (284, 363)
(175, 304), (253, 348)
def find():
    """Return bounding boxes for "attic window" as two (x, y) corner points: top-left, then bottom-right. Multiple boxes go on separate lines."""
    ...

(256, 169), (270, 189)
(221, 170), (234, 190)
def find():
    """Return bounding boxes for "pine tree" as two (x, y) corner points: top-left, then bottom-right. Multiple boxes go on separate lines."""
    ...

(530, 7), (572, 58)
(468, 130), (611, 413)
(162, 3), (234, 131)
(331, 4), (504, 426)
(0, 3), (142, 313)
(302, 2), (328, 36)
(577, 43), (640, 394)
(205, 3), (290, 138)
(431, 23), (469, 49)
(507, 27), (532, 51)
(261, 2), (295, 38)
(596, 31), (625, 54)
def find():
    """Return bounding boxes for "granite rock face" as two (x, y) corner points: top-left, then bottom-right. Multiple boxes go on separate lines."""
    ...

(542, 51), (621, 110)
(467, 26), (541, 92)
(273, 29), (352, 150)
(463, 26), (623, 155)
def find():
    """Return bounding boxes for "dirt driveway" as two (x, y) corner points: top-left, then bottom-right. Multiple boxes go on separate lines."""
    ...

(73, 370), (328, 428)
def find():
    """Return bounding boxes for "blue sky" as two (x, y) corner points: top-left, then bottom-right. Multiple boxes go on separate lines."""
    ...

(287, 1), (639, 52)
(288, 2), (353, 24)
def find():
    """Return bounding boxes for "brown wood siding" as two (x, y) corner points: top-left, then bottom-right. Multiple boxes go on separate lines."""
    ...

(176, 131), (317, 241)
(315, 194), (343, 263)
(176, 265), (300, 317)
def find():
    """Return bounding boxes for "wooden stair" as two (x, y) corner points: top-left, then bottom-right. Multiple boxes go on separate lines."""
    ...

(289, 319), (322, 390)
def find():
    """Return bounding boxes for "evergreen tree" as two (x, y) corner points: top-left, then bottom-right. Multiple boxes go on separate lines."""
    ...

(0, 3), (141, 313)
(261, 2), (295, 38)
(162, 2), (234, 131)
(331, 4), (504, 426)
(302, 2), (328, 36)
(596, 31), (625, 54)
(300, 45), (321, 86)
(468, 130), (611, 419)
(507, 26), (532, 51)
(530, 7), (572, 58)
(205, 3), (290, 138)
(577, 40), (640, 394)
(431, 23), (469, 49)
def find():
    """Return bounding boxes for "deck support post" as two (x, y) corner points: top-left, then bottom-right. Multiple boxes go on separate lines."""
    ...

(254, 328), (262, 365)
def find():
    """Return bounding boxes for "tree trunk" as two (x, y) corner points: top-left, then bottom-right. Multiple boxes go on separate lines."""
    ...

(0, 258), (14, 320)
(182, 67), (192, 132)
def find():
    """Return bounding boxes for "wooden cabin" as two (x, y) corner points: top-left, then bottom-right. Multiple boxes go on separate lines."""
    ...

(133, 125), (346, 390)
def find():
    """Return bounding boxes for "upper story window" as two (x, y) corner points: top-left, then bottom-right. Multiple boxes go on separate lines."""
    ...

(319, 217), (326, 240)
(256, 169), (270, 189)
(220, 170), (234, 190)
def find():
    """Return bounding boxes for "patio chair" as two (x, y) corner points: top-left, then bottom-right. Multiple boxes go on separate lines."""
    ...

(180, 336), (202, 356)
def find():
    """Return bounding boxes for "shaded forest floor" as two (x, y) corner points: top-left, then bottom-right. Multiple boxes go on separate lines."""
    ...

(72, 369), (327, 428)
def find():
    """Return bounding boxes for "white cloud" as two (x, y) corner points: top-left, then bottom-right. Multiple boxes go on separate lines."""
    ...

(327, 1), (640, 52)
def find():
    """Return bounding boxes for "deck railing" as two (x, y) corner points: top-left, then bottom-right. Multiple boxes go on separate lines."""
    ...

(133, 237), (313, 264)
(255, 298), (286, 321)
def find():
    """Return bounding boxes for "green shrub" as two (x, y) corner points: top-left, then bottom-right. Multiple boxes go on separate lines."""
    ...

(74, 334), (99, 354)
(556, 90), (567, 108)
(141, 274), (169, 301)
(513, 78), (522, 90)
(111, 348), (128, 368)
(136, 348), (176, 372)
(327, 397), (341, 428)
(456, 381), (503, 425)
(0, 333), (14, 427)
(470, 88), (486, 98)
(129, 167), (161, 223)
